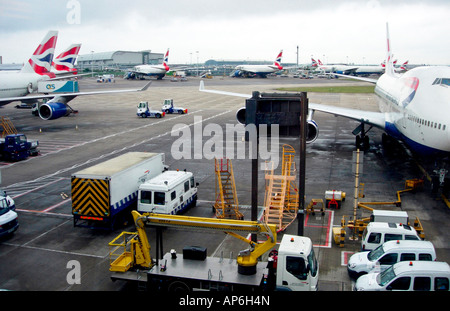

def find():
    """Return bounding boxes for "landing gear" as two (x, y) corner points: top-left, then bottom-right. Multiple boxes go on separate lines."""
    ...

(353, 123), (371, 150)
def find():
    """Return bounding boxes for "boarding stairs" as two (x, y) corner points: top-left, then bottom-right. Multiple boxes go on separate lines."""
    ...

(263, 145), (299, 231)
(0, 116), (18, 137)
(213, 158), (243, 220)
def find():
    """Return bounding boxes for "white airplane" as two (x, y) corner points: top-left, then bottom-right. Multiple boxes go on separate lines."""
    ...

(200, 24), (450, 160)
(0, 30), (151, 120)
(125, 49), (170, 80)
(231, 50), (284, 78)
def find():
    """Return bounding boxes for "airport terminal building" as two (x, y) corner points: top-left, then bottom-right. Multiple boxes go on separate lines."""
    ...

(76, 50), (164, 71)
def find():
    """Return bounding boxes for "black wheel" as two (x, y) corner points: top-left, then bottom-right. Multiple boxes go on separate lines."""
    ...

(167, 280), (191, 292)
(141, 113), (147, 118)
(156, 113), (161, 118)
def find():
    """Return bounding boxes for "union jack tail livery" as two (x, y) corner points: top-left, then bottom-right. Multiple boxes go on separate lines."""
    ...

(163, 49), (170, 71)
(311, 58), (318, 67)
(274, 50), (283, 70)
(21, 30), (58, 78)
(52, 44), (81, 74)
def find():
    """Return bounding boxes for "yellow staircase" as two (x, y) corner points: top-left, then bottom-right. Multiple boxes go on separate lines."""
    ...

(0, 116), (18, 137)
(263, 145), (299, 231)
(213, 158), (243, 220)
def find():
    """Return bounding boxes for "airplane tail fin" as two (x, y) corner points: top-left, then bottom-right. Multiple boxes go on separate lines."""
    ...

(274, 50), (283, 70)
(52, 44), (81, 74)
(20, 30), (58, 78)
(163, 49), (170, 71)
(311, 58), (318, 67)
(385, 23), (396, 77)
(318, 59), (323, 66)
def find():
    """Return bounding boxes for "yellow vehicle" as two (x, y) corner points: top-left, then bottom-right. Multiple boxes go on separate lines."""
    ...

(109, 211), (319, 291)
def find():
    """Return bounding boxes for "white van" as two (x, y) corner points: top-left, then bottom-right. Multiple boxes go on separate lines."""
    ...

(348, 240), (436, 278)
(355, 261), (450, 291)
(137, 170), (198, 214)
(361, 222), (420, 251)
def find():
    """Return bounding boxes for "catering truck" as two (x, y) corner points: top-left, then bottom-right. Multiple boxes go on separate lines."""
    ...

(0, 134), (39, 161)
(71, 152), (165, 229)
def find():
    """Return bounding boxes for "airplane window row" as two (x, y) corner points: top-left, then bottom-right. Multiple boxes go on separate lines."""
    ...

(432, 78), (450, 86)
(408, 114), (446, 131)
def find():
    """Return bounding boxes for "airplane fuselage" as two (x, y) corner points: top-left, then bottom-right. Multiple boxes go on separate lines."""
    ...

(132, 65), (168, 77)
(235, 65), (281, 76)
(375, 66), (450, 156)
(0, 72), (48, 99)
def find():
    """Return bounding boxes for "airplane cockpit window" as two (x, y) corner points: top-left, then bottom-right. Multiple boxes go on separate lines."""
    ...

(432, 78), (450, 86)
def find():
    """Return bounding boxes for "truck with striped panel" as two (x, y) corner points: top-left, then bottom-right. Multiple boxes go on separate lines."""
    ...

(71, 152), (165, 229)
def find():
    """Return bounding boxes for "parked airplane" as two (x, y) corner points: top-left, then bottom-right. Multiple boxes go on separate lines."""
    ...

(200, 24), (450, 160)
(51, 44), (81, 75)
(124, 49), (170, 80)
(231, 50), (284, 78)
(0, 31), (151, 120)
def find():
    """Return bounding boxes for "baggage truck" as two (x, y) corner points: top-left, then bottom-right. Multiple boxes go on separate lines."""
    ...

(71, 152), (165, 229)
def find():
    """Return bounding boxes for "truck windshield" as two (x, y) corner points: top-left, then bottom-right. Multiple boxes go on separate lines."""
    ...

(140, 191), (152, 204)
(0, 198), (10, 216)
(154, 192), (165, 205)
(377, 264), (396, 286)
(367, 244), (385, 261)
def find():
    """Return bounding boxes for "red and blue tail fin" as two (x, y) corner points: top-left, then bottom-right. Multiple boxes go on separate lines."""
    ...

(163, 49), (170, 71)
(274, 50), (283, 70)
(52, 43), (81, 74)
(21, 30), (58, 78)
(385, 23), (396, 77)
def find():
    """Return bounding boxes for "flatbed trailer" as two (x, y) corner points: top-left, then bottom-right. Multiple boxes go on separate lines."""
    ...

(111, 252), (271, 291)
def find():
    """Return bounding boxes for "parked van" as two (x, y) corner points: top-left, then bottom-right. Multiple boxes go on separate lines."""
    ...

(0, 190), (18, 238)
(361, 222), (420, 251)
(355, 261), (450, 291)
(137, 170), (198, 214)
(348, 240), (436, 278)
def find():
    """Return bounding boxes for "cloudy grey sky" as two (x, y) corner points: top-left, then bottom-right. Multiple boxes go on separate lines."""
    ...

(0, 0), (449, 65)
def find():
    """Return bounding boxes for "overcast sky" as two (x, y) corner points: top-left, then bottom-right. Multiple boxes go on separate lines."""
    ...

(0, 0), (449, 65)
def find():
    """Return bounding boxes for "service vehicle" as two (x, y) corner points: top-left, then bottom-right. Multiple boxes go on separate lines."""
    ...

(361, 222), (421, 251)
(348, 240), (436, 279)
(325, 190), (345, 209)
(109, 211), (319, 291)
(71, 152), (165, 229)
(0, 134), (39, 161)
(137, 170), (198, 214)
(354, 261), (450, 291)
(161, 99), (187, 114)
(0, 190), (18, 238)
(97, 74), (115, 83)
(137, 101), (165, 118)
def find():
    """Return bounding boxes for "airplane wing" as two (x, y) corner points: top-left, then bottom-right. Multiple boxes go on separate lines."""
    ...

(199, 81), (386, 129)
(329, 73), (378, 84)
(0, 81), (151, 104)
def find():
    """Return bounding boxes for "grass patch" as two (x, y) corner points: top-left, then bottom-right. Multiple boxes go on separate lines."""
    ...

(276, 85), (375, 94)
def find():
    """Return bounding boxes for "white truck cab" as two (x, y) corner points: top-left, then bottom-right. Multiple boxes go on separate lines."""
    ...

(355, 261), (450, 291)
(138, 170), (198, 214)
(361, 222), (420, 251)
(276, 234), (319, 291)
(348, 240), (436, 278)
(0, 190), (18, 238)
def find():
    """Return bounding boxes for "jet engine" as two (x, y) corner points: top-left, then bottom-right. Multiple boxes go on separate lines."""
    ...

(236, 107), (320, 143)
(38, 97), (71, 120)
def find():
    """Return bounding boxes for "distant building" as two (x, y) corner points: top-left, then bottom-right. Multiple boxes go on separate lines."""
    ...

(77, 50), (164, 71)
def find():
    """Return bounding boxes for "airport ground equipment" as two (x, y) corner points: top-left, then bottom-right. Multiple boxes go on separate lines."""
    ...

(136, 101), (165, 118)
(0, 116), (18, 137)
(161, 99), (187, 114)
(332, 179), (426, 247)
(137, 170), (198, 215)
(0, 189), (18, 238)
(306, 199), (325, 216)
(109, 211), (319, 291)
(263, 144), (299, 232)
(325, 190), (346, 209)
(0, 134), (39, 161)
(71, 152), (165, 229)
(213, 158), (243, 220)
